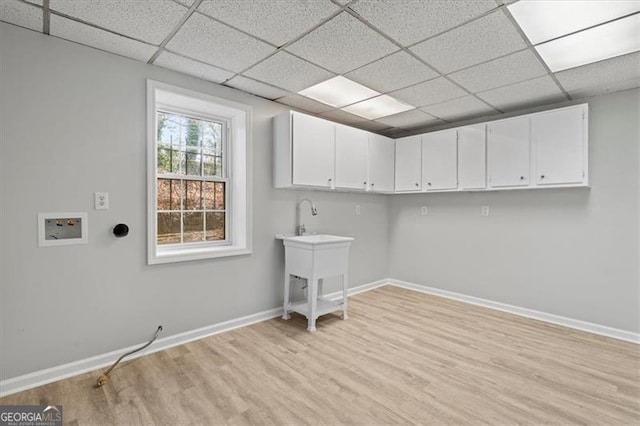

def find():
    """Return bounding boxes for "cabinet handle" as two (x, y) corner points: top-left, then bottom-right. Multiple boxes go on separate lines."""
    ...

(427, 182), (432, 186)
(520, 176), (524, 180)
(371, 183), (375, 187)
(415, 183), (419, 187)
(363, 181), (367, 185)
(540, 175), (545, 179)
(328, 178), (332, 182)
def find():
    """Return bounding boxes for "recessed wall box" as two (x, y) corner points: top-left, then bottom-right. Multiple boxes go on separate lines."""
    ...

(38, 212), (88, 247)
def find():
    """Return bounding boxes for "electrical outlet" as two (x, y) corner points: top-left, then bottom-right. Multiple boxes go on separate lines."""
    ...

(95, 192), (109, 210)
(481, 206), (489, 216)
(355, 205), (361, 215)
(421, 206), (428, 216)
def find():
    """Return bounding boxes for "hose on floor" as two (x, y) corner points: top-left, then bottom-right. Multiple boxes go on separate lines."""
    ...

(96, 325), (163, 387)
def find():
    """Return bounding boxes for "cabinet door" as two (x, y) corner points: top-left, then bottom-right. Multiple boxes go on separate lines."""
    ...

(422, 129), (457, 190)
(458, 124), (486, 190)
(487, 117), (530, 188)
(368, 134), (395, 192)
(335, 124), (368, 190)
(533, 106), (586, 185)
(395, 135), (422, 191)
(292, 112), (335, 188)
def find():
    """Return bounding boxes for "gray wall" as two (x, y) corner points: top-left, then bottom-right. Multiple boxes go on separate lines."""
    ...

(0, 23), (390, 380)
(388, 88), (640, 333)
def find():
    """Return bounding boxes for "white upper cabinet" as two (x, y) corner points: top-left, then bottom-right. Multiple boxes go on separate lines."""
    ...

(368, 134), (395, 193)
(457, 124), (486, 190)
(533, 105), (587, 186)
(422, 129), (457, 191)
(292, 112), (335, 188)
(395, 135), (422, 192)
(335, 124), (368, 190)
(487, 116), (530, 188)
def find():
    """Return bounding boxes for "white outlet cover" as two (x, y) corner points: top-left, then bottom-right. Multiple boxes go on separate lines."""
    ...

(355, 205), (361, 215)
(481, 206), (490, 216)
(421, 206), (428, 215)
(95, 192), (109, 210)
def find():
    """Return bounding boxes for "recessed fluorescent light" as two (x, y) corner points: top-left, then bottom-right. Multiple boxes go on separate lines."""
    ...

(536, 13), (640, 72)
(298, 76), (380, 108)
(508, 0), (640, 45)
(342, 95), (414, 120)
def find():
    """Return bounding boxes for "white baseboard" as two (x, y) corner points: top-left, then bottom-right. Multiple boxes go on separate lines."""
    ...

(388, 279), (640, 344)
(0, 279), (385, 398)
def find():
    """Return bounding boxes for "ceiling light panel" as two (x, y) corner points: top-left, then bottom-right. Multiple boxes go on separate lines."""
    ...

(342, 95), (414, 120)
(298, 76), (380, 108)
(536, 14), (640, 72)
(508, 0), (640, 45)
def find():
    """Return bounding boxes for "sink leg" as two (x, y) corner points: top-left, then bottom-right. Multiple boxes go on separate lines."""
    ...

(283, 272), (291, 320)
(308, 277), (318, 332)
(342, 273), (349, 320)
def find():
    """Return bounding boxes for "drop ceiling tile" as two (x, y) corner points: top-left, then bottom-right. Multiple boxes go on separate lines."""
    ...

(477, 76), (565, 111)
(410, 11), (527, 74)
(155, 51), (234, 83)
(0, 0), (42, 32)
(375, 109), (438, 129)
(320, 109), (367, 124)
(48, 0), (187, 45)
(166, 12), (275, 72)
(381, 127), (411, 138)
(197, 0), (340, 47)
(449, 50), (548, 93)
(390, 78), (467, 107)
(555, 52), (640, 98)
(244, 52), (334, 93)
(349, 0), (497, 46)
(286, 12), (398, 74)
(421, 96), (498, 121)
(275, 94), (334, 114)
(345, 51), (438, 93)
(352, 120), (393, 132)
(50, 15), (157, 62)
(225, 76), (290, 100)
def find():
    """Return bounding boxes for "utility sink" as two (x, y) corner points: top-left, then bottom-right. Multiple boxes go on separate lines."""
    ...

(280, 234), (354, 332)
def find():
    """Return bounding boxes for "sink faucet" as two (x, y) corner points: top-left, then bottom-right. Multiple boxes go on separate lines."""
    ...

(296, 198), (318, 236)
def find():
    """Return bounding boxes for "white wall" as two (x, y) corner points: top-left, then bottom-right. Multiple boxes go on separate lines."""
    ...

(0, 23), (390, 380)
(388, 88), (640, 333)
(2, 21), (638, 383)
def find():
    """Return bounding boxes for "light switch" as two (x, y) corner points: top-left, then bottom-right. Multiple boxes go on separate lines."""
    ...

(95, 192), (109, 210)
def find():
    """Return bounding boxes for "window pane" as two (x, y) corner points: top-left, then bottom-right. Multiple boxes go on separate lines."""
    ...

(157, 145), (172, 174)
(202, 122), (222, 154)
(184, 118), (202, 151)
(202, 154), (218, 177)
(204, 182), (225, 210)
(184, 212), (204, 242)
(185, 151), (201, 176)
(171, 149), (184, 174)
(157, 212), (181, 245)
(157, 179), (182, 210)
(184, 180), (202, 210)
(206, 212), (225, 241)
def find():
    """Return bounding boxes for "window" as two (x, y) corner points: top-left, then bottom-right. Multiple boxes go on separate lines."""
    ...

(147, 80), (251, 264)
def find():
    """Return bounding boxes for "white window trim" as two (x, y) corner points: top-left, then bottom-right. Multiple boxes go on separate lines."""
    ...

(147, 80), (252, 264)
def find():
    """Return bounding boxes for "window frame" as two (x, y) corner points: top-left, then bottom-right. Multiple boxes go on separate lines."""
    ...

(147, 80), (252, 264)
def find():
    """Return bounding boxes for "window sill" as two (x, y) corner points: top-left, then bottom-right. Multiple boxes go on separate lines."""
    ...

(149, 245), (252, 265)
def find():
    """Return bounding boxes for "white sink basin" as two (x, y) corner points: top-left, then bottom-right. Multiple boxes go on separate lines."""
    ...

(284, 234), (354, 245)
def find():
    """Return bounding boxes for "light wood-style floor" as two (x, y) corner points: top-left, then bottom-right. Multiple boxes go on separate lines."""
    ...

(2, 286), (639, 425)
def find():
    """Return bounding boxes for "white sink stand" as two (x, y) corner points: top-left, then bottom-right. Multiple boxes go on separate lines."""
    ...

(281, 235), (354, 332)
